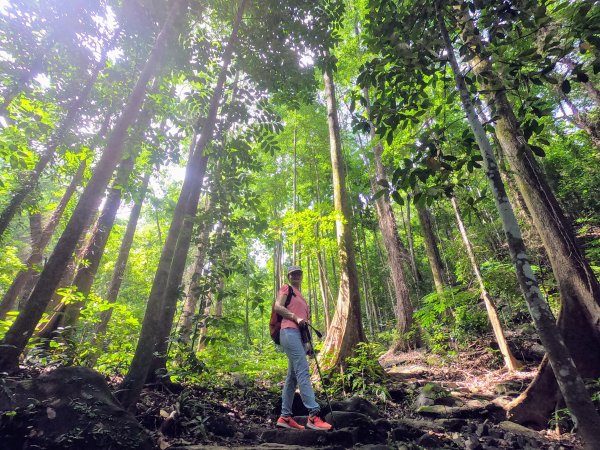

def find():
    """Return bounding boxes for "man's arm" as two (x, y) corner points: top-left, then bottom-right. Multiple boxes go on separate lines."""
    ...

(274, 289), (302, 324)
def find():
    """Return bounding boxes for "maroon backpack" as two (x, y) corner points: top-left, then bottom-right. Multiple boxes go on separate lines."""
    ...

(269, 284), (295, 345)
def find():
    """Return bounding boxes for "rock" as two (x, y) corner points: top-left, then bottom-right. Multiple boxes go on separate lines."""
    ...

(464, 434), (482, 450)
(493, 380), (526, 396)
(498, 421), (540, 439)
(416, 402), (500, 420)
(323, 396), (380, 420)
(414, 382), (455, 409)
(390, 423), (424, 441)
(386, 365), (429, 380)
(171, 445), (335, 450)
(354, 445), (393, 450)
(0, 366), (153, 450)
(475, 422), (488, 437)
(260, 428), (354, 447)
(324, 411), (373, 429)
(416, 432), (447, 448)
(205, 413), (236, 437)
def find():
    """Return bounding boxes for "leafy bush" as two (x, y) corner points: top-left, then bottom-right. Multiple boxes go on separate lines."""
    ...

(414, 286), (488, 352)
(322, 342), (388, 401)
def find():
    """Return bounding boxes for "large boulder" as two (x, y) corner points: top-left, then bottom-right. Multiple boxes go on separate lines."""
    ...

(322, 396), (380, 420)
(0, 366), (153, 450)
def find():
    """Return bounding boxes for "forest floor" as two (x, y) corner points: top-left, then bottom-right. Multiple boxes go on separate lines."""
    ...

(134, 333), (583, 449)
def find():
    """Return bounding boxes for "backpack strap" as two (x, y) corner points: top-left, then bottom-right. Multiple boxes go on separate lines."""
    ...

(284, 284), (295, 307)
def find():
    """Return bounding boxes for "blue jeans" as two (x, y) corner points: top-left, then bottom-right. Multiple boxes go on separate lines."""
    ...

(280, 327), (320, 416)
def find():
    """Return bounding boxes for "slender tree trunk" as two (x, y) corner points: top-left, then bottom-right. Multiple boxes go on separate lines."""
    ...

(90, 170), (151, 360)
(320, 64), (365, 369)
(274, 237), (282, 298)
(452, 0), (600, 427)
(0, 2), (182, 373)
(0, 159), (86, 319)
(364, 93), (413, 347)
(33, 208), (100, 341)
(61, 156), (137, 329)
(438, 6), (600, 447)
(403, 197), (422, 285)
(316, 251), (332, 330)
(450, 196), (521, 370)
(61, 78), (163, 330)
(118, 0), (248, 408)
(178, 219), (211, 344)
(0, 39), (113, 239)
(292, 124), (298, 264)
(416, 205), (446, 296)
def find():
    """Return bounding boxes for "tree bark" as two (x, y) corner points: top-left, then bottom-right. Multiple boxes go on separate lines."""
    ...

(0, 1), (182, 373)
(416, 204), (446, 296)
(60, 155), (136, 329)
(438, 5), (600, 447)
(320, 63), (366, 369)
(362, 87), (414, 348)
(178, 216), (211, 344)
(90, 170), (151, 358)
(316, 251), (332, 330)
(118, 0), (247, 408)
(451, 0), (600, 426)
(403, 197), (423, 286)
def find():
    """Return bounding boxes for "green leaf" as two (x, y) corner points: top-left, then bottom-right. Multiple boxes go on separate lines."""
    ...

(391, 191), (404, 205)
(561, 79), (571, 94)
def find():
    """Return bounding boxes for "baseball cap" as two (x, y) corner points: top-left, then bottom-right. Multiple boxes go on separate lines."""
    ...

(287, 265), (303, 275)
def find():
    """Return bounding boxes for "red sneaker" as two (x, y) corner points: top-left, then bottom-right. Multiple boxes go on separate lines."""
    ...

(276, 416), (305, 430)
(307, 415), (332, 430)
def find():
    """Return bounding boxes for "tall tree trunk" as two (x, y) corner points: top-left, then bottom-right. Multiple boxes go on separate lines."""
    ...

(364, 91), (413, 348)
(292, 124), (298, 264)
(403, 197), (422, 286)
(416, 205), (446, 296)
(0, 38), (114, 239)
(118, 0), (247, 408)
(0, 159), (86, 319)
(450, 196), (521, 370)
(0, 2), (182, 373)
(451, 0), (600, 426)
(320, 63), (365, 369)
(33, 208), (101, 341)
(60, 155), (137, 329)
(316, 251), (332, 330)
(60, 78), (163, 330)
(178, 217), (211, 344)
(437, 6), (600, 447)
(90, 169), (151, 361)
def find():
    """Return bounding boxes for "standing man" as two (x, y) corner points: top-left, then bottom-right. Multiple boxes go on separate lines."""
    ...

(275, 265), (333, 430)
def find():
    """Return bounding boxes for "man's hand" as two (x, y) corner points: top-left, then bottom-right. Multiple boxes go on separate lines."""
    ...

(296, 318), (307, 328)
